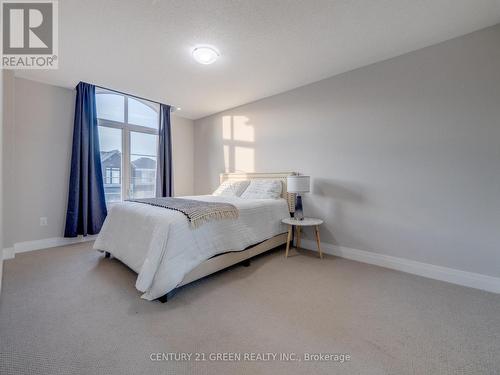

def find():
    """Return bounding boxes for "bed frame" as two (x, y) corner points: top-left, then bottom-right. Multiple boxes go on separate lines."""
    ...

(156, 172), (297, 302)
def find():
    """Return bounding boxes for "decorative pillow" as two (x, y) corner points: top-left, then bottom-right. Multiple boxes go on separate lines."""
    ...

(212, 180), (250, 197)
(240, 179), (282, 199)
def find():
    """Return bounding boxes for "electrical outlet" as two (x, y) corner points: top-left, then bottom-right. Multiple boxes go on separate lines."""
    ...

(40, 217), (48, 226)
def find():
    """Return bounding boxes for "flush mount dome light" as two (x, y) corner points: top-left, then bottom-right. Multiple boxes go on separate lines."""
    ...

(192, 46), (219, 64)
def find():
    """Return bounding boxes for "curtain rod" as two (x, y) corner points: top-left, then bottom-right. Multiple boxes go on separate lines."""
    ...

(80, 81), (178, 112)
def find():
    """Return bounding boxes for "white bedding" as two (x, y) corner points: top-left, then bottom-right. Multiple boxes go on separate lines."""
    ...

(93, 195), (290, 300)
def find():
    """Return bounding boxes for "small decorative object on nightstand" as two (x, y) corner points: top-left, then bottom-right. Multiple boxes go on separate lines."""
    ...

(287, 175), (310, 220)
(282, 217), (324, 259)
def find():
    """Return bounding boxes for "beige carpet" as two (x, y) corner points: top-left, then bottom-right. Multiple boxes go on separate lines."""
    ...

(1, 242), (499, 375)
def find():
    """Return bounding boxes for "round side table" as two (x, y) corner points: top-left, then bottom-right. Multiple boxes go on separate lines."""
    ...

(282, 217), (324, 259)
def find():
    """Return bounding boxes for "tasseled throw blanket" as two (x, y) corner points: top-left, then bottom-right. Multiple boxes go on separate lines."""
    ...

(127, 197), (239, 228)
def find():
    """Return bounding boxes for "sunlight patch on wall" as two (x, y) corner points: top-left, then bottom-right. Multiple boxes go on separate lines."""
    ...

(234, 146), (255, 172)
(222, 115), (255, 173)
(233, 116), (254, 142)
(223, 144), (230, 172)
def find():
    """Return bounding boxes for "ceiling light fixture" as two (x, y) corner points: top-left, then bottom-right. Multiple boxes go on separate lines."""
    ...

(192, 46), (219, 65)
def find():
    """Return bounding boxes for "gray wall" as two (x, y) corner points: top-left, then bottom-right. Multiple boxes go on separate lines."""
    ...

(0, 71), (5, 268)
(3, 78), (194, 248)
(194, 25), (500, 277)
(171, 115), (194, 196)
(2, 72), (15, 250)
(0, 71), (4, 290)
(1, 71), (4, 251)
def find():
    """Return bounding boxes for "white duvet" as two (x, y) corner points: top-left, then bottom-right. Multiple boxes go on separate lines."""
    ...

(93, 195), (290, 300)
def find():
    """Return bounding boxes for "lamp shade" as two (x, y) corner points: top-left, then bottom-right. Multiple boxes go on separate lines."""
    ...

(287, 175), (310, 193)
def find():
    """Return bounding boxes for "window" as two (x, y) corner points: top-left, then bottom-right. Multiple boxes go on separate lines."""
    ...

(96, 89), (159, 204)
(130, 131), (157, 199)
(99, 126), (122, 203)
(105, 168), (120, 184)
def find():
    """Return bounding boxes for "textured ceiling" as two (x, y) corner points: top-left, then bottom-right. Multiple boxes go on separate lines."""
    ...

(16, 0), (500, 119)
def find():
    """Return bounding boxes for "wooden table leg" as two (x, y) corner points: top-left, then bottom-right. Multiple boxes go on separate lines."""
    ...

(296, 226), (301, 249)
(285, 225), (292, 258)
(315, 225), (323, 259)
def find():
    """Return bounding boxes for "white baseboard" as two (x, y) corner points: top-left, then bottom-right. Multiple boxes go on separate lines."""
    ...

(2, 247), (15, 260)
(3, 235), (96, 259)
(2, 235), (499, 294)
(300, 239), (500, 294)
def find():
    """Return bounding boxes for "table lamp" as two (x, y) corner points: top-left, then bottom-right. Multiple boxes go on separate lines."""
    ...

(287, 175), (310, 220)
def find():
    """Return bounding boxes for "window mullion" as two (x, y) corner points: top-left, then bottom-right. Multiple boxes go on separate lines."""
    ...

(124, 97), (130, 200)
(123, 128), (130, 200)
(97, 119), (124, 130)
(124, 96), (128, 124)
(127, 123), (158, 135)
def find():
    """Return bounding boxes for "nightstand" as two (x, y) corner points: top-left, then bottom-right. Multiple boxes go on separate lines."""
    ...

(282, 217), (324, 259)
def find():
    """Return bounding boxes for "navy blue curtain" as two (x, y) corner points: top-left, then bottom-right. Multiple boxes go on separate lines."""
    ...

(64, 82), (107, 237)
(156, 104), (173, 197)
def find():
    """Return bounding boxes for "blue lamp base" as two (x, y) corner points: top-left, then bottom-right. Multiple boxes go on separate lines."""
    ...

(295, 195), (304, 220)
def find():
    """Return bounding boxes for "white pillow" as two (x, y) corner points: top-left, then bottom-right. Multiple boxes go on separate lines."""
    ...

(240, 179), (282, 199)
(213, 180), (250, 197)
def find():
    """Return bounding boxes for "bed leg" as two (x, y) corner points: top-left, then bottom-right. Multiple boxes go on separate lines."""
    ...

(157, 289), (177, 303)
(104, 251), (110, 258)
(242, 259), (251, 267)
(158, 294), (168, 303)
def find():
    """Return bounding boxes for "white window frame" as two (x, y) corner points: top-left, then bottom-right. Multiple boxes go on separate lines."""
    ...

(96, 89), (159, 203)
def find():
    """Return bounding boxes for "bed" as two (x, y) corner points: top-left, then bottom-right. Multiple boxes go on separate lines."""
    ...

(93, 172), (296, 301)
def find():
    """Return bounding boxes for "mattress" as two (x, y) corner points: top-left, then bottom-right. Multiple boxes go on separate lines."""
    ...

(93, 195), (290, 300)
